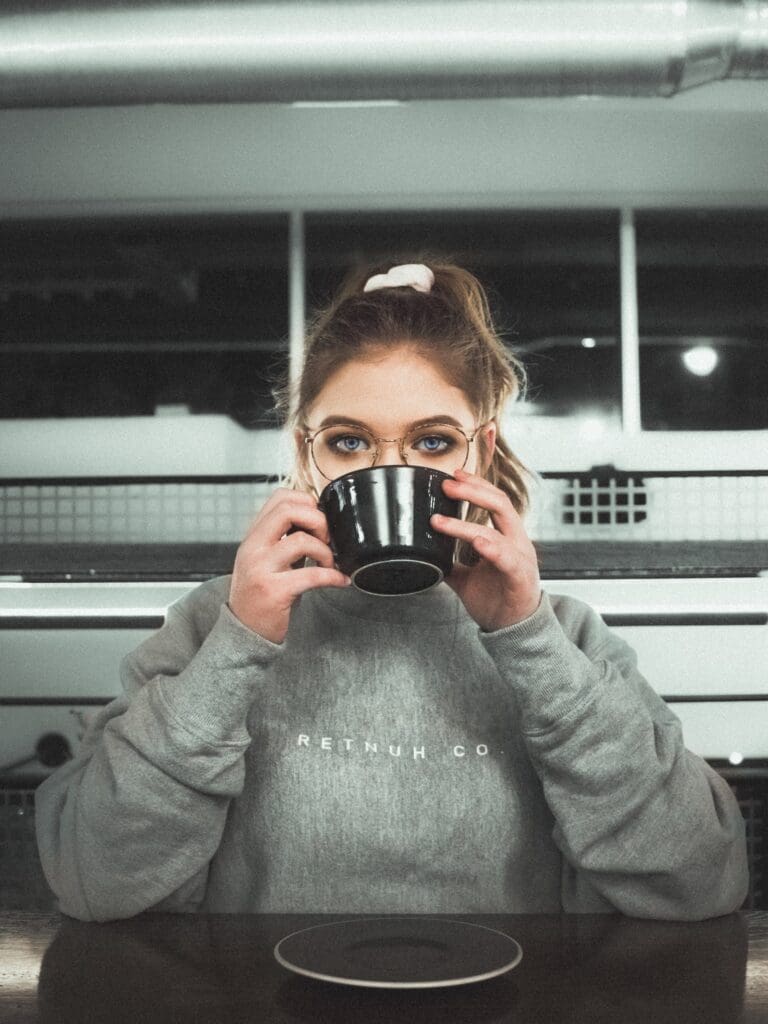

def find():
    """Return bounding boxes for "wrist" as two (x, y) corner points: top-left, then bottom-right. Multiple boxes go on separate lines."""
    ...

(225, 601), (285, 646)
(483, 590), (543, 633)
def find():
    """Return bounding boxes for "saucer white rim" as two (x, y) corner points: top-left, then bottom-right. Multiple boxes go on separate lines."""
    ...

(273, 916), (523, 990)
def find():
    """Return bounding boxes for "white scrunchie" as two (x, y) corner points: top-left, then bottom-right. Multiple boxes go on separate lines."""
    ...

(363, 263), (435, 294)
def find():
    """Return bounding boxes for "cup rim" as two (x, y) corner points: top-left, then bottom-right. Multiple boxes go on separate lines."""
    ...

(318, 463), (455, 505)
(351, 557), (445, 596)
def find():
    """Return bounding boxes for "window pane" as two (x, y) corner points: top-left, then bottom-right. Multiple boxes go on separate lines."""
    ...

(637, 210), (768, 430)
(305, 211), (621, 421)
(0, 215), (289, 427)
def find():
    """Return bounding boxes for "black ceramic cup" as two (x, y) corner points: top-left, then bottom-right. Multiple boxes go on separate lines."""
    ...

(317, 465), (460, 596)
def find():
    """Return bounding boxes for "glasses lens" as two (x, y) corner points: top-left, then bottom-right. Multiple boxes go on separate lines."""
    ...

(311, 425), (378, 479)
(402, 423), (469, 472)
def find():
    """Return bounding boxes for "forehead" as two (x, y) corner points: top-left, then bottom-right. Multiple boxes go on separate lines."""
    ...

(309, 349), (475, 427)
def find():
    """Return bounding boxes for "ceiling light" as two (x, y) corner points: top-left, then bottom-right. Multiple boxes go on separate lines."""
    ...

(290, 100), (403, 109)
(682, 345), (718, 376)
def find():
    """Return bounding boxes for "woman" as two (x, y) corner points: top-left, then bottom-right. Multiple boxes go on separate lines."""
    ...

(35, 260), (748, 922)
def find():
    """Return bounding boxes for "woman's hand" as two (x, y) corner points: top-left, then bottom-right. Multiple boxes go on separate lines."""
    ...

(431, 467), (541, 632)
(228, 488), (351, 645)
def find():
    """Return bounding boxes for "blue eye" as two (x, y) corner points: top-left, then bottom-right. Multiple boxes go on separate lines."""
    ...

(330, 434), (370, 454)
(414, 434), (453, 453)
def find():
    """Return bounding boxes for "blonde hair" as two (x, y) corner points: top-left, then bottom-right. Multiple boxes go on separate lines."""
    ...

(272, 257), (531, 565)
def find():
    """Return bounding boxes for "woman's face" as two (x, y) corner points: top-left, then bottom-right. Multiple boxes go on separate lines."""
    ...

(295, 346), (497, 497)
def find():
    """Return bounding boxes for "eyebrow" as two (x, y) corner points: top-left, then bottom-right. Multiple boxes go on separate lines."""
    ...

(314, 415), (466, 431)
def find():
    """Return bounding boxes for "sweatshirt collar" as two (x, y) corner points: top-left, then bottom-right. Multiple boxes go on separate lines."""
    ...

(308, 561), (463, 625)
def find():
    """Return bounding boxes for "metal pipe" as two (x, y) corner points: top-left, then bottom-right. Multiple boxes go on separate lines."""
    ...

(288, 211), (306, 391)
(619, 208), (642, 436)
(0, 0), (766, 109)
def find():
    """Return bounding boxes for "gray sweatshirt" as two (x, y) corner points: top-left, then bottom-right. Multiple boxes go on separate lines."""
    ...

(35, 575), (748, 922)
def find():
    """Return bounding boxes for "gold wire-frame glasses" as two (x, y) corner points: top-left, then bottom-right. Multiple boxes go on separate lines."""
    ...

(302, 420), (490, 482)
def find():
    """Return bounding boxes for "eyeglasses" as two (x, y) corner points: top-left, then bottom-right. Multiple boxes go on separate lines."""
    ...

(303, 420), (488, 482)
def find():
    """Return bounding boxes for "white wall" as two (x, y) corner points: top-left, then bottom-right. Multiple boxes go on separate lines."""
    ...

(2, 84), (768, 216)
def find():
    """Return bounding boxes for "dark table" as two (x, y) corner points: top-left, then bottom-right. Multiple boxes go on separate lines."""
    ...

(1, 910), (767, 1024)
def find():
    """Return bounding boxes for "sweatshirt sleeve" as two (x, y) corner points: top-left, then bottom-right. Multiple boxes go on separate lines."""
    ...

(479, 590), (749, 921)
(34, 578), (283, 922)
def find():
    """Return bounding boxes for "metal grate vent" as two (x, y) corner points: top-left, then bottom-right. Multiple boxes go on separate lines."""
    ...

(529, 468), (768, 542)
(0, 470), (767, 547)
(0, 477), (277, 545)
(727, 775), (766, 911)
(0, 779), (56, 911)
(561, 469), (648, 527)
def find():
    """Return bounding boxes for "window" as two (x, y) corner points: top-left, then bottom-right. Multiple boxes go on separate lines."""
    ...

(305, 210), (621, 421)
(636, 210), (768, 430)
(0, 215), (290, 427)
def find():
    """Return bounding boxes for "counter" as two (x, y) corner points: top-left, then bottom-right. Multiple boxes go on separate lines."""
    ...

(1, 910), (767, 1023)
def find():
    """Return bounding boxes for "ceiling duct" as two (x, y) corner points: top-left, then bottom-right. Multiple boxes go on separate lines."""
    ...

(0, 0), (766, 109)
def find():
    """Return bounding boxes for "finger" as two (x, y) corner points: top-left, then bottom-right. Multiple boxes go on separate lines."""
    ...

(270, 531), (337, 573)
(432, 511), (511, 562)
(433, 513), (538, 583)
(245, 487), (317, 528)
(441, 471), (520, 536)
(260, 500), (331, 547)
(255, 486), (317, 521)
(444, 468), (513, 514)
(281, 563), (352, 599)
(431, 512), (497, 549)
